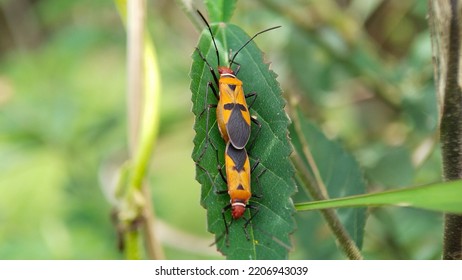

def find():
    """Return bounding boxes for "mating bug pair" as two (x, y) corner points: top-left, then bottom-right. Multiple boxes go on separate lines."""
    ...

(194, 10), (280, 245)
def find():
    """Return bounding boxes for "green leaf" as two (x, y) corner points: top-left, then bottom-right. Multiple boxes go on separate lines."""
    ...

(190, 23), (296, 259)
(295, 180), (462, 213)
(205, 0), (237, 23)
(367, 146), (414, 188)
(291, 187), (345, 259)
(290, 109), (366, 249)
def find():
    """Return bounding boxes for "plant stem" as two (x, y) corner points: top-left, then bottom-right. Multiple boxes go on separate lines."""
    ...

(175, 0), (203, 31)
(429, 0), (462, 260)
(115, 0), (164, 259)
(125, 0), (145, 260)
(141, 182), (164, 259)
(291, 108), (363, 260)
(292, 156), (363, 260)
(125, 227), (141, 260)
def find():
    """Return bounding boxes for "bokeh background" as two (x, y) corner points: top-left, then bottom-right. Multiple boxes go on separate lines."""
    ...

(0, 0), (441, 259)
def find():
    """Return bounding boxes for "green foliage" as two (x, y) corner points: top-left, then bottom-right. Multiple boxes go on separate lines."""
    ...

(295, 180), (462, 213)
(205, 0), (237, 23)
(114, 0), (163, 260)
(0, 11), (125, 258)
(0, 0), (453, 260)
(367, 146), (414, 188)
(190, 23), (295, 259)
(290, 108), (366, 249)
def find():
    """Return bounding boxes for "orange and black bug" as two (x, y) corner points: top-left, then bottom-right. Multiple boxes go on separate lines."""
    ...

(192, 11), (294, 256)
(195, 10), (280, 157)
(198, 141), (266, 246)
(219, 142), (262, 220)
(193, 10), (282, 247)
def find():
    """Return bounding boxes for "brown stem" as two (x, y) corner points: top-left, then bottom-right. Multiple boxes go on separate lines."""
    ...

(291, 108), (363, 260)
(141, 182), (165, 259)
(428, 0), (462, 260)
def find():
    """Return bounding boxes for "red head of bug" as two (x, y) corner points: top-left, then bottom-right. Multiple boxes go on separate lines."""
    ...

(217, 66), (235, 76)
(231, 201), (246, 219)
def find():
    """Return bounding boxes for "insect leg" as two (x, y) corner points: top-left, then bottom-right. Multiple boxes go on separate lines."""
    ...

(195, 47), (219, 88)
(244, 90), (260, 152)
(221, 203), (233, 246)
(196, 84), (219, 163)
(215, 145), (228, 195)
(232, 59), (241, 76)
(216, 164), (228, 193)
(195, 119), (227, 194)
(245, 91), (257, 109)
(210, 204), (235, 247)
(247, 116), (262, 152)
(198, 82), (218, 119)
(252, 161), (267, 199)
(242, 204), (260, 241)
(195, 161), (216, 191)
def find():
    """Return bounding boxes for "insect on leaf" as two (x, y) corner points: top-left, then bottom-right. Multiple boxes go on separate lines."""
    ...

(190, 23), (296, 259)
(205, 0), (237, 23)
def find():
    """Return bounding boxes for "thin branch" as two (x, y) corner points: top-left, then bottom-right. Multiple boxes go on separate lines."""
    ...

(141, 182), (164, 259)
(115, 0), (164, 260)
(175, 0), (203, 32)
(291, 107), (363, 260)
(123, 0), (145, 259)
(127, 0), (144, 153)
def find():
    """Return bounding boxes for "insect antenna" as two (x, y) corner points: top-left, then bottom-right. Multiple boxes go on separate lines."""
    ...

(229, 26), (281, 68)
(197, 10), (221, 66)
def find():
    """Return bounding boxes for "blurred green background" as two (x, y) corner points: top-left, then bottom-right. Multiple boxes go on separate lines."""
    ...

(0, 0), (441, 259)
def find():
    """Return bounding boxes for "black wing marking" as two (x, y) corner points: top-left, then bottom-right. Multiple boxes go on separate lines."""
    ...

(226, 104), (250, 149)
